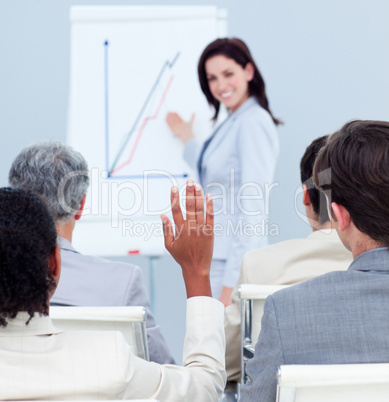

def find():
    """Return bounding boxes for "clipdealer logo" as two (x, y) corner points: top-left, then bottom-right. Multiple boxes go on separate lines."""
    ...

(57, 167), (281, 236)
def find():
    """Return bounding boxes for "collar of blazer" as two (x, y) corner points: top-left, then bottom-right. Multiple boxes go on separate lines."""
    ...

(348, 246), (389, 273)
(200, 96), (259, 165)
(227, 96), (258, 122)
(0, 312), (63, 336)
(58, 236), (80, 255)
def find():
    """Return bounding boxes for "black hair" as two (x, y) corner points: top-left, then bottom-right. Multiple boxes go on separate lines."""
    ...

(0, 187), (57, 327)
(300, 135), (330, 224)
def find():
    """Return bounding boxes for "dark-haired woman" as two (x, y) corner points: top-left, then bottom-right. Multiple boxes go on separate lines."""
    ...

(166, 38), (280, 306)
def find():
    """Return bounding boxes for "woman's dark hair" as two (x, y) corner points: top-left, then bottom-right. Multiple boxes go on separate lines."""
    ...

(300, 135), (330, 224)
(313, 120), (389, 246)
(198, 37), (281, 124)
(0, 187), (57, 327)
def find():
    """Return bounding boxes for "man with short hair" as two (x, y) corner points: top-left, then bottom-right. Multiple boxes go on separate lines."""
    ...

(224, 135), (352, 382)
(8, 142), (174, 364)
(241, 120), (389, 401)
(0, 183), (226, 400)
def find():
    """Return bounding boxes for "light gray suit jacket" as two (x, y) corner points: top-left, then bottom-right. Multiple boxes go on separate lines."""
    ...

(50, 237), (175, 365)
(240, 247), (389, 401)
(184, 97), (279, 288)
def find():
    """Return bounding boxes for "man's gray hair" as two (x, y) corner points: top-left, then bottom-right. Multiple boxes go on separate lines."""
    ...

(8, 142), (90, 222)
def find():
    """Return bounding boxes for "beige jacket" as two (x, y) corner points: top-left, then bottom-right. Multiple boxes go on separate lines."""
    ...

(224, 229), (353, 382)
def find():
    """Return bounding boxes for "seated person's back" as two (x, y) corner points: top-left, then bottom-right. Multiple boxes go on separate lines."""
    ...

(0, 183), (226, 401)
(240, 120), (389, 401)
(224, 135), (353, 381)
(8, 142), (174, 364)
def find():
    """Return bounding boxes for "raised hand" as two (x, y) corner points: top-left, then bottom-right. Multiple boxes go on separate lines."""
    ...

(165, 112), (195, 144)
(161, 179), (214, 298)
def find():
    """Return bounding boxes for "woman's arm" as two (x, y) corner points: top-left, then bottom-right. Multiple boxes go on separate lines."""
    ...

(120, 181), (226, 401)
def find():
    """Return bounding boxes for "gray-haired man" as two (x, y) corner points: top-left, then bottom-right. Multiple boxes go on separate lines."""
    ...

(9, 141), (175, 364)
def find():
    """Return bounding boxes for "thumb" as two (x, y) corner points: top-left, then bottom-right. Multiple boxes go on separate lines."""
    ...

(190, 113), (196, 125)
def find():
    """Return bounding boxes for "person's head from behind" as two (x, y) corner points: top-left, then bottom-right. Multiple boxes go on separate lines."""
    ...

(300, 135), (330, 226)
(8, 142), (89, 228)
(197, 37), (280, 124)
(314, 120), (389, 248)
(0, 188), (59, 327)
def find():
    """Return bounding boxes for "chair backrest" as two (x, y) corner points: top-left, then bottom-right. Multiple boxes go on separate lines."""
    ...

(276, 363), (389, 402)
(50, 306), (149, 360)
(239, 284), (290, 384)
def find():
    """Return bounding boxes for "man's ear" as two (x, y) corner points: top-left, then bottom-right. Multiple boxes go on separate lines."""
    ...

(302, 184), (311, 207)
(245, 62), (255, 82)
(331, 202), (350, 231)
(48, 245), (61, 285)
(74, 194), (87, 221)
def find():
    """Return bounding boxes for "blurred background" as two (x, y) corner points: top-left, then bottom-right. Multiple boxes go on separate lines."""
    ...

(1, 0), (388, 362)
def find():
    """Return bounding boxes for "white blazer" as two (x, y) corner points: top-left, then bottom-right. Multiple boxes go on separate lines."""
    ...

(0, 297), (226, 401)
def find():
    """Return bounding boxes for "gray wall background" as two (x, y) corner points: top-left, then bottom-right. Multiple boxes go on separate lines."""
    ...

(1, 0), (389, 362)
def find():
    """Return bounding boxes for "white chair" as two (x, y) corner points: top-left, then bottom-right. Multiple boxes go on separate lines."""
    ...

(239, 284), (290, 384)
(50, 306), (149, 360)
(276, 363), (389, 402)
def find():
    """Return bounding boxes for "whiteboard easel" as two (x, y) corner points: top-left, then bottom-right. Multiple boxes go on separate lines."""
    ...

(68, 6), (228, 257)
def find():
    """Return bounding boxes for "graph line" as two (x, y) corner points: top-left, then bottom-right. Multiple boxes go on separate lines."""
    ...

(104, 40), (110, 172)
(109, 52), (181, 174)
(110, 75), (175, 175)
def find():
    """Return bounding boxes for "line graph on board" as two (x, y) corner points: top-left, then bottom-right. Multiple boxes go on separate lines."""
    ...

(104, 40), (188, 179)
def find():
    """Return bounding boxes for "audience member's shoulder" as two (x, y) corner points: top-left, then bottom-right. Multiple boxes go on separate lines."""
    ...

(271, 269), (350, 302)
(244, 237), (307, 261)
(60, 237), (142, 276)
(60, 329), (131, 359)
(82, 255), (144, 284)
(306, 229), (343, 244)
(82, 253), (141, 272)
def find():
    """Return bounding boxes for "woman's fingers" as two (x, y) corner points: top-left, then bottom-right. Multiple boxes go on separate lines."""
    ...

(205, 193), (214, 229)
(170, 185), (184, 229)
(185, 179), (196, 224)
(166, 112), (183, 130)
(195, 183), (204, 225)
(167, 182), (213, 242)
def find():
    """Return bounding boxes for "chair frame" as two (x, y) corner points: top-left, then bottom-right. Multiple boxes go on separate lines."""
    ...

(239, 284), (290, 385)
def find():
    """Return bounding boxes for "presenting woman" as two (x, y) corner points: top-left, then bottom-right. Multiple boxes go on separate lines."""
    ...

(166, 38), (281, 306)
